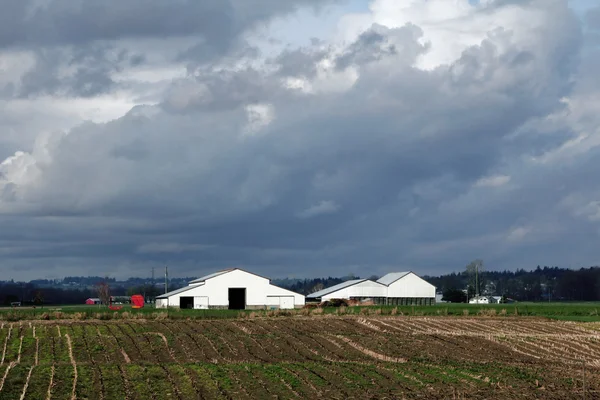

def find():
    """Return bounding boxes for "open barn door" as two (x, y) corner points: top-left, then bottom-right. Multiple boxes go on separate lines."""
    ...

(228, 288), (246, 310)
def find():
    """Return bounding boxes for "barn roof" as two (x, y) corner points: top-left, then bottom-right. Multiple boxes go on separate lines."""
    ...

(306, 279), (367, 299)
(156, 284), (201, 299)
(188, 268), (235, 284)
(188, 268), (270, 284)
(377, 272), (411, 286)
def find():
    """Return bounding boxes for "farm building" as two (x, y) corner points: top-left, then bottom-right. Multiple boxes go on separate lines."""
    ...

(155, 268), (305, 310)
(307, 271), (436, 305)
(378, 272), (436, 305)
(306, 279), (388, 303)
(469, 296), (490, 304)
(85, 298), (101, 305)
(469, 296), (502, 304)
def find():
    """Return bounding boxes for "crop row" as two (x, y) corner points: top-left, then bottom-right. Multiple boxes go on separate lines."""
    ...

(0, 317), (598, 399)
(0, 319), (599, 367)
(1, 360), (592, 400)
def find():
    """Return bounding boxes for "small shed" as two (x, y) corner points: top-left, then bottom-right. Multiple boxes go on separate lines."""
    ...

(155, 268), (305, 310)
(85, 298), (101, 305)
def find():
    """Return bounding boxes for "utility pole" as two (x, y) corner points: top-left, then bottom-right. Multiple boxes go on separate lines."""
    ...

(151, 267), (155, 303)
(475, 262), (479, 302)
(164, 265), (168, 294)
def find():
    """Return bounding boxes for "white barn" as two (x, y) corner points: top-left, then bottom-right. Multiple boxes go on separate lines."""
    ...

(377, 272), (436, 305)
(306, 271), (436, 305)
(306, 279), (388, 303)
(155, 268), (305, 310)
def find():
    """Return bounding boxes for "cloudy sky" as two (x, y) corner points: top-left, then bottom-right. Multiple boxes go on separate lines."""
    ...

(1, 0), (600, 281)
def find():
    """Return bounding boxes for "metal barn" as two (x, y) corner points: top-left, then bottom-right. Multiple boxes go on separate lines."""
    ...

(306, 271), (436, 305)
(306, 279), (388, 303)
(377, 272), (436, 305)
(155, 268), (305, 310)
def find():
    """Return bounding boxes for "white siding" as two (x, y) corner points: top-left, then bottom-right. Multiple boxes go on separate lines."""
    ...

(267, 296), (295, 309)
(155, 298), (168, 308)
(156, 269), (305, 308)
(386, 272), (435, 298)
(321, 280), (388, 301)
(194, 296), (209, 309)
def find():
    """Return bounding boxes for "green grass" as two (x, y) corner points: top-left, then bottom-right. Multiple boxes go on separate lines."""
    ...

(1, 302), (599, 321)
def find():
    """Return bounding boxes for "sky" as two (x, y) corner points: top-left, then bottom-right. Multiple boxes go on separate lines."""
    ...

(1, 0), (600, 281)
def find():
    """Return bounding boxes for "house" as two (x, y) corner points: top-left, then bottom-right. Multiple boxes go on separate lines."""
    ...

(490, 296), (503, 304)
(469, 296), (490, 304)
(306, 279), (388, 304)
(155, 268), (305, 310)
(85, 298), (101, 305)
(307, 271), (436, 305)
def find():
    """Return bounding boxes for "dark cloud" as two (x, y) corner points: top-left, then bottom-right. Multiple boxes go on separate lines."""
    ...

(585, 7), (600, 30)
(18, 45), (126, 97)
(0, 0), (334, 49)
(335, 23), (427, 70)
(0, 0), (598, 280)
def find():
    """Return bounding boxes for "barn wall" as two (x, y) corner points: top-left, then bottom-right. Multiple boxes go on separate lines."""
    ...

(386, 273), (436, 298)
(158, 269), (305, 308)
(160, 285), (208, 308)
(322, 280), (388, 301)
(155, 298), (169, 308)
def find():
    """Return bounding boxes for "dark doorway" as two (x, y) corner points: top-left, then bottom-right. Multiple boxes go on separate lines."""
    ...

(180, 297), (194, 309)
(228, 288), (246, 310)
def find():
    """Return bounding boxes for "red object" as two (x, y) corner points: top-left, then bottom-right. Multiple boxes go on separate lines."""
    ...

(85, 298), (98, 305)
(131, 295), (145, 309)
(108, 296), (123, 311)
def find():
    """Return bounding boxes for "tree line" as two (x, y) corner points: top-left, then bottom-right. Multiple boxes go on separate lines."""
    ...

(2, 265), (600, 306)
(426, 265), (600, 302)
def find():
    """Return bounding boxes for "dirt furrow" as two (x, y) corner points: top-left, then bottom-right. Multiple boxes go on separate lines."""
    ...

(0, 361), (17, 392)
(45, 365), (55, 400)
(65, 334), (78, 400)
(18, 366), (34, 400)
(1, 324), (13, 365)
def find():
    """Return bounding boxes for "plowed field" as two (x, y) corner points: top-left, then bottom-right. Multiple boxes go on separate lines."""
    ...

(0, 317), (598, 399)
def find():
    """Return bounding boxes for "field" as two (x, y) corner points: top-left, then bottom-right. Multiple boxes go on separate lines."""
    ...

(0, 316), (598, 399)
(2, 302), (600, 322)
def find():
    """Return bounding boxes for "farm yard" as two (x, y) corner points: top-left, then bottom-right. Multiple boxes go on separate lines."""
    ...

(0, 316), (598, 399)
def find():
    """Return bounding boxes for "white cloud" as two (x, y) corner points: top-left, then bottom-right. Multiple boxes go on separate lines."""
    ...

(243, 103), (275, 136)
(297, 200), (340, 219)
(475, 175), (511, 188)
(506, 226), (531, 242)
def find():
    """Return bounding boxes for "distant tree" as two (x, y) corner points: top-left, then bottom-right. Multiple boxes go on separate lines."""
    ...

(442, 289), (467, 303)
(466, 259), (484, 297)
(311, 283), (325, 293)
(95, 281), (111, 306)
(3, 294), (19, 306)
(33, 290), (44, 307)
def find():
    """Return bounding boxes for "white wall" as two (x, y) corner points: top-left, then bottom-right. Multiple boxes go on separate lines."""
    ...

(386, 272), (436, 298)
(322, 280), (388, 301)
(155, 298), (168, 308)
(158, 269), (305, 308)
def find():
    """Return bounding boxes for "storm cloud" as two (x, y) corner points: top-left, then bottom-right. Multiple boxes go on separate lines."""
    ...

(0, 0), (599, 280)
